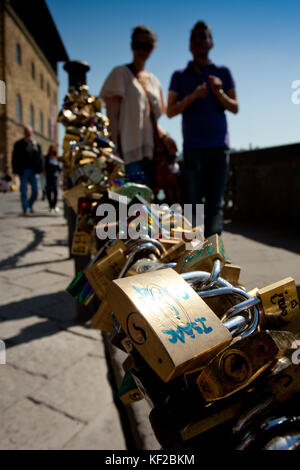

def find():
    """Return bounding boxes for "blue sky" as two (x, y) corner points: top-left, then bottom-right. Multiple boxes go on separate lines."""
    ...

(46, 0), (300, 153)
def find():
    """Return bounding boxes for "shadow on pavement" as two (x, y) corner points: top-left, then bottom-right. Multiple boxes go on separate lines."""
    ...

(224, 220), (300, 255)
(0, 290), (94, 348)
(0, 227), (44, 270)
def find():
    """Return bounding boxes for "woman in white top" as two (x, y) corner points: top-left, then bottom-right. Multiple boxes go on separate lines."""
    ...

(99, 25), (177, 187)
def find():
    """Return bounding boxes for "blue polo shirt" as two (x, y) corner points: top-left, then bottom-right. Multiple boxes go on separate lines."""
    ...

(169, 61), (235, 150)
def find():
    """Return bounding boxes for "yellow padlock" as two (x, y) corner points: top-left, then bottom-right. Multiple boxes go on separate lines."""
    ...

(255, 278), (300, 334)
(197, 330), (296, 401)
(84, 248), (126, 299)
(159, 240), (186, 264)
(220, 264), (242, 287)
(107, 268), (232, 382)
(268, 361), (300, 403)
(63, 183), (87, 214)
(92, 299), (114, 332)
(175, 234), (226, 274)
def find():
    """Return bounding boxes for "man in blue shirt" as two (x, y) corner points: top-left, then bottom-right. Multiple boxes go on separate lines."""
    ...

(167, 21), (238, 237)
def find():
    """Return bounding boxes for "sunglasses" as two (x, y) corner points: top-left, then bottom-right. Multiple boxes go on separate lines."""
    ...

(132, 40), (154, 51)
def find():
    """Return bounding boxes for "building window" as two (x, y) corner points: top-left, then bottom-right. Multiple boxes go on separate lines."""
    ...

(47, 82), (50, 97)
(31, 62), (35, 80)
(48, 118), (51, 139)
(39, 111), (44, 135)
(29, 104), (35, 129)
(40, 74), (44, 90)
(16, 95), (22, 122)
(16, 43), (21, 65)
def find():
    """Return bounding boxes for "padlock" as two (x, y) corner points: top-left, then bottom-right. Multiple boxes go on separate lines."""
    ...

(107, 268), (232, 382)
(84, 248), (126, 300)
(122, 354), (135, 372)
(179, 401), (243, 442)
(92, 299), (114, 332)
(159, 240), (186, 264)
(197, 330), (296, 401)
(125, 258), (175, 277)
(255, 278), (300, 334)
(220, 264), (242, 288)
(117, 371), (144, 405)
(105, 239), (127, 256)
(63, 183), (87, 214)
(71, 230), (91, 256)
(117, 242), (161, 279)
(175, 234), (227, 274)
(268, 360), (300, 403)
(120, 182), (153, 203)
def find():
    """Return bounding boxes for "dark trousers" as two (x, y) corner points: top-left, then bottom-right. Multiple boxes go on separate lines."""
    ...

(46, 176), (58, 209)
(125, 158), (154, 188)
(183, 147), (229, 238)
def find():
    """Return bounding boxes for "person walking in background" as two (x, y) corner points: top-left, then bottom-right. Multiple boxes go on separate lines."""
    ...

(45, 145), (62, 213)
(167, 21), (238, 237)
(12, 125), (43, 216)
(99, 24), (177, 188)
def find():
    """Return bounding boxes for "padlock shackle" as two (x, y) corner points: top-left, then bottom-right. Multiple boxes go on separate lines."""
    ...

(221, 297), (261, 337)
(223, 315), (248, 335)
(200, 259), (222, 290)
(118, 243), (161, 278)
(125, 238), (166, 256)
(181, 271), (235, 290)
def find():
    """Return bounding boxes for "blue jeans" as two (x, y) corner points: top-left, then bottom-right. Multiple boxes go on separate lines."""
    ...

(20, 169), (39, 213)
(183, 148), (229, 237)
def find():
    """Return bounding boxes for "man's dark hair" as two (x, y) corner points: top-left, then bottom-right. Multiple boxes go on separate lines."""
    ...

(131, 25), (157, 44)
(190, 21), (213, 41)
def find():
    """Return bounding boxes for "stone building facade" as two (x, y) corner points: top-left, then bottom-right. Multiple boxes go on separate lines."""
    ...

(0, 0), (68, 174)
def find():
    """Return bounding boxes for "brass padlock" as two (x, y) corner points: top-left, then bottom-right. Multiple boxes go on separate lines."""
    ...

(92, 299), (113, 332)
(180, 402), (242, 442)
(159, 240), (186, 264)
(63, 183), (87, 214)
(105, 239), (127, 256)
(84, 248), (126, 299)
(220, 264), (242, 287)
(175, 234), (226, 274)
(71, 231), (91, 256)
(107, 268), (232, 382)
(197, 330), (296, 401)
(255, 278), (300, 334)
(268, 360), (300, 403)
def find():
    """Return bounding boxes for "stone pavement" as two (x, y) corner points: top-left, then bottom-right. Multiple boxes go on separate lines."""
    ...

(0, 191), (299, 450)
(0, 192), (127, 450)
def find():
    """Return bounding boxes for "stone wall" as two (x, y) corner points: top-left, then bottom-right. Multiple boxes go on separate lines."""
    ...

(2, 7), (59, 172)
(226, 143), (300, 226)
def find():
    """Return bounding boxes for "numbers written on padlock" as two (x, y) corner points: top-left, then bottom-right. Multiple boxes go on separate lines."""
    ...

(256, 277), (300, 333)
(71, 231), (91, 256)
(175, 234), (226, 274)
(107, 268), (232, 382)
(197, 330), (296, 401)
